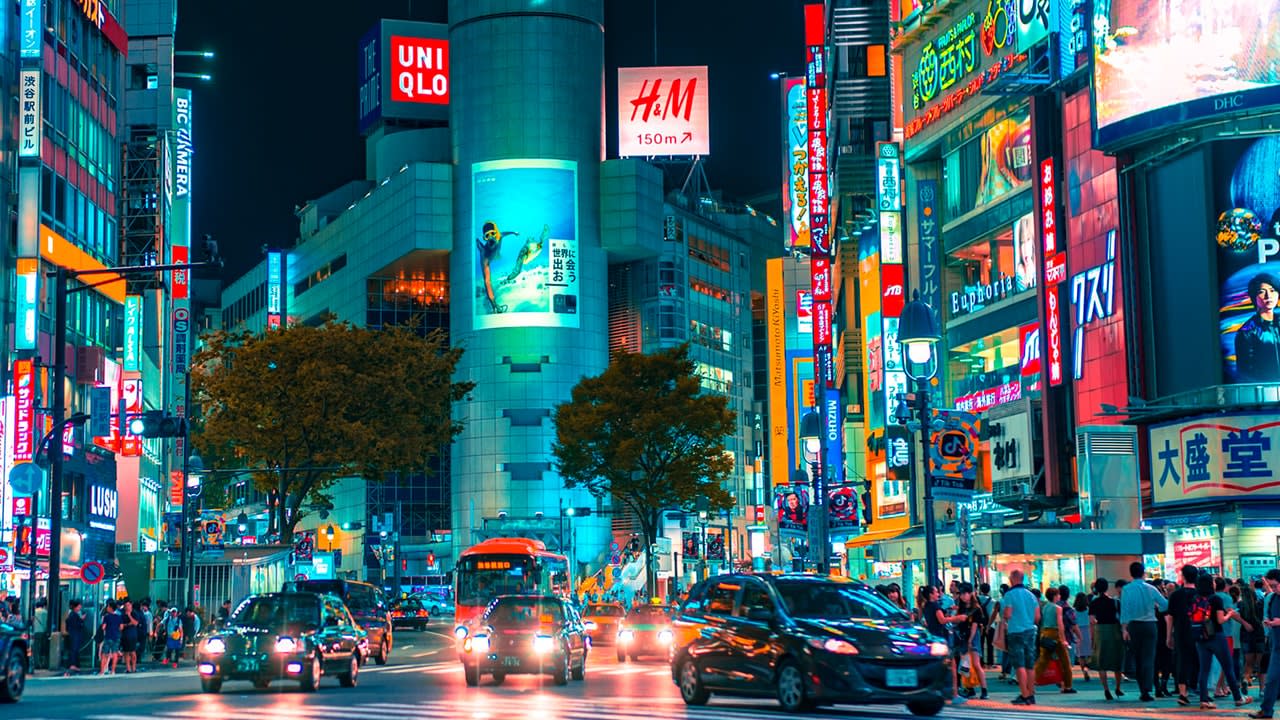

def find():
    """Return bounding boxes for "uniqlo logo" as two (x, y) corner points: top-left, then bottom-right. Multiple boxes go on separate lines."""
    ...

(390, 36), (449, 104)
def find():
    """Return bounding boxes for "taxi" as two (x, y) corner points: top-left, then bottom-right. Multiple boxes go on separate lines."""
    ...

(580, 602), (625, 646)
(615, 602), (674, 662)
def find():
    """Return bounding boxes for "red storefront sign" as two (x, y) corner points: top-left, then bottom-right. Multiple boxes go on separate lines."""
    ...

(12, 359), (35, 462)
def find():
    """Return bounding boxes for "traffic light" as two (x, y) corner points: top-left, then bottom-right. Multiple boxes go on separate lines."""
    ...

(753, 506), (766, 524)
(128, 410), (186, 438)
(563, 507), (592, 517)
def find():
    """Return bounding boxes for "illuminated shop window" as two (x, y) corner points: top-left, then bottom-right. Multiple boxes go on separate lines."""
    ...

(946, 327), (1023, 412)
(943, 211), (1036, 321)
(943, 104), (1032, 220)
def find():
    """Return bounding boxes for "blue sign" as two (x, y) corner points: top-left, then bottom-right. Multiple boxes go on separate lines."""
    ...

(823, 387), (843, 490)
(357, 24), (382, 134)
(266, 251), (283, 317)
(916, 179), (942, 316)
(80, 561), (105, 585)
(9, 462), (40, 496)
(20, 0), (40, 58)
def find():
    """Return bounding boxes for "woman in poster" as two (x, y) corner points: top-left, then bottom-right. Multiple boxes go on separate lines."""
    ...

(476, 220), (512, 314)
(1014, 213), (1038, 292)
(1235, 272), (1280, 382)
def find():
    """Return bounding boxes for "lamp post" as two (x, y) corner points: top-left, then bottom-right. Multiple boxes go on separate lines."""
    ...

(898, 290), (943, 590)
(697, 510), (708, 580)
(325, 524), (336, 550)
(799, 409), (828, 574)
(183, 451), (204, 610)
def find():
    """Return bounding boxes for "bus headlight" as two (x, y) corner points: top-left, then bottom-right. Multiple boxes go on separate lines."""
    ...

(274, 637), (298, 654)
(618, 629), (634, 642)
(463, 635), (490, 654)
(204, 637), (226, 655)
(657, 629), (673, 644)
(454, 626), (469, 640)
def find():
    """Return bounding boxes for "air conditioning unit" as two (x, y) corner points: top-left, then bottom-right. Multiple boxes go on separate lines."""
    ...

(115, 542), (133, 554)
(1075, 425), (1140, 530)
(839, 145), (854, 155)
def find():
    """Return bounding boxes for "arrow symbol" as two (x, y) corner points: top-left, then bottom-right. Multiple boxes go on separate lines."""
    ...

(682, 132), (692, 142)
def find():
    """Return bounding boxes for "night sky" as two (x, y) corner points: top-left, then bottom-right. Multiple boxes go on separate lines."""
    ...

(174, 1), (805, 280)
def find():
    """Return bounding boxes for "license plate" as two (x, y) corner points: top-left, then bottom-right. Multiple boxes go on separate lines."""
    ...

(885, 668), (917, 688)
(236, 660), (260, 673)
(503, 656), (520, 667)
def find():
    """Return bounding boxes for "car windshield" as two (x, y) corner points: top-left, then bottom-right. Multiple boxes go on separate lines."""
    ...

(775, 581), (910, 621)
(486, 598), (564, 626)
(628, 606), (670, 621)
(587, 605), (624, 617)
(230, 595), (321, 631)
(396, 599), (424, 610)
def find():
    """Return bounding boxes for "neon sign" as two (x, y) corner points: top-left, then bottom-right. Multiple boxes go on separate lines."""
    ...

(905, 52), (1027, 139)
(911, 13), (979, 110)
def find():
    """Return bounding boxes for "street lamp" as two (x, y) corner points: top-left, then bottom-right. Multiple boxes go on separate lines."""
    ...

(799, 409), (829, 574)
(697, 510), (709, 580)
(325, 524), (336, 548)
(183, 451), (204, 609)
(898, 290), (942, 591)
(236, 512), (248, 534)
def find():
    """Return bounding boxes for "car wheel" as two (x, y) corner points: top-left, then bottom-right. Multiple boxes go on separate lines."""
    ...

(300, 656), (322, 692)
(0, 646), (25, 703)
(775, 660), (811, 713)
(491, 672), (505, 686)
(552, 647), (570, 686)
(907, 699), (946, 716)
(430, 606), (441, 616)
(252, 679), (270, 689)
(678, 658), (710, 706)
(374, 637), (389, 666)
(200, 676), (223, 694)
(463, 664), (481, 687)
(339, 654), (359, 688)
(571, 648), (586, 681)
(616, 649), (627, 663)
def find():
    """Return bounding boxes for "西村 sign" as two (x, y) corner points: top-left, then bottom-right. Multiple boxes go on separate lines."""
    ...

(1150, 413), (1280, 506)
(617, 66), (710, 157)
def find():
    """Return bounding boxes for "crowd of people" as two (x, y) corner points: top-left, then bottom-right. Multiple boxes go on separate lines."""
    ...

(879, 563), (1280, 716)
(66, 597), (207, 676)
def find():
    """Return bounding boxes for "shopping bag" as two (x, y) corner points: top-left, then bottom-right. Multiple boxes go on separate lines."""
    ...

(959, 655), (972, 674)
(962, 662), (982, 689)
(993, 621), (1007, 652)
(1035, 658), (1063, 686)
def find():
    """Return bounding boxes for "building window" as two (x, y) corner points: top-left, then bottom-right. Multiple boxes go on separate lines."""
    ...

(943, 104), (1032, 220)
(943, 212), (1037, 321)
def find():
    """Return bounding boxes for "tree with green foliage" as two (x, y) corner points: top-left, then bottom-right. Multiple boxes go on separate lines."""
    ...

(191, 320), (474, 543)
(552, 344), (735, 596)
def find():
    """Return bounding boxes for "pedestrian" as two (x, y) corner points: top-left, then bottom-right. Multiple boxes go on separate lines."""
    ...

(922, 585), (969, 705)
(181, 606), (201, 658)
(120, 599), (140, 673)
(1073, 593), (1093, 682)
(1119, 561), (1167, 702)
(1192, 573), (1251, 710)
(99, 601), (123, 675)
(64, 600), (86, 674)
(1248, 568), (1280, 719)
(1167, 564), (1202, 706)
(956, 583), (988, 699)
(978, 582), (995, 667)
(1090, 577), (1124, 700)
(995, 583), (1012, 681)
(1034, 587), (1075, 693)
(1154, 581), (1174, 696)
(1056, 584), (1080, 674)
(1002, 569), (1041, 706)
(217, 599), (232, 627)
(885, 583), (908, 612)
(1242, 579), (1266, 691)
(163, 608), (184, 667)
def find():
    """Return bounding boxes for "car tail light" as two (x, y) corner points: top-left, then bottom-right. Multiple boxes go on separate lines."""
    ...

(417, 610), (427, 617)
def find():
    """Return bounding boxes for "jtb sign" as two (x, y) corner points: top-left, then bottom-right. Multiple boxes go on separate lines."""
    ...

(1150, 413), (1279, 506)
(617, 66), (710, 157)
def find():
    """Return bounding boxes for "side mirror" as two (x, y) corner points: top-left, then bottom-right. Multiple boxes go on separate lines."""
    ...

(746, 607), (774, 623)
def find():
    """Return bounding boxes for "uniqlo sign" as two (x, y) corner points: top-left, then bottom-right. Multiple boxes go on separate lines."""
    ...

(390, 36), (449, 104)
(13, 359), (35, 462)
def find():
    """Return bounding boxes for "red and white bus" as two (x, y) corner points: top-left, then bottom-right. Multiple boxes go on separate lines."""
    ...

(453, 537), (570, 636)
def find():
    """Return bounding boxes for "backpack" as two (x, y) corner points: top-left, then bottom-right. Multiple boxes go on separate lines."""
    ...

(1190, 595), (1216, 640)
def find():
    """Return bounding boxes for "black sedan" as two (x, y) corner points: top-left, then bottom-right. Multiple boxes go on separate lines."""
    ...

(196, 592), (365, 693)
(390, 598), (431, 631)
(0, 621), (29, 703)
(669, 573), (950, 715)
(457, 595), (588, 687)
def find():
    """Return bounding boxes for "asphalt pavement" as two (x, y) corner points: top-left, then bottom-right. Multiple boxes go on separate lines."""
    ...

(6, 631), (1257, 719)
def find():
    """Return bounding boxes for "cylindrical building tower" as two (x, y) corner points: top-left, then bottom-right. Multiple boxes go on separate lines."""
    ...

(448, 0), (609, 570)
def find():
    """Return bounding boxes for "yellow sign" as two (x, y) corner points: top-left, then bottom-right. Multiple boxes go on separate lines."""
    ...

(75, 0), (104, 28)
(766, 259), (788, 486)
(40, 224), (126, 303)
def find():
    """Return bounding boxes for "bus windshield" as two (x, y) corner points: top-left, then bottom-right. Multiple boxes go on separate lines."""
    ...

(456, 555), (538, 607)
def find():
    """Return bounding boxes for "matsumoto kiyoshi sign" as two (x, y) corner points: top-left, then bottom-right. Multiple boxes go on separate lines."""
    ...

(1149, 412), (1280, 506)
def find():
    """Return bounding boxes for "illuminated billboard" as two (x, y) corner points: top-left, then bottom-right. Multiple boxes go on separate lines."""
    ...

(1215, 137), (1280, 384)
(1094, 1), (1280, 148)
(471, 159), (579, 330)
(355, 20), (449, 133)
(782, 78), (809, 250)
(617, 66), (710, 157)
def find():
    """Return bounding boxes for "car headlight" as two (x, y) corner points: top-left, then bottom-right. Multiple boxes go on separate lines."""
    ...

(463, 635), (490, 654)
(584, 621), (597, 631)
(929, 641), (949, 657)
(204, 637), (226, 655)
(657, 629), (673, 644)
(807, 637), (859, 655)
(618, 629), (634, 642)
(454, 625), (469, 640)
(274, 636), (298, 654)
(532, 635), (555, 654)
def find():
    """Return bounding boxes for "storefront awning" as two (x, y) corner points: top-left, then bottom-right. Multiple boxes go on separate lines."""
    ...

(974, 528), (1163, 557)
(873, 529), (963, 563)
(844, 527), (910, 550)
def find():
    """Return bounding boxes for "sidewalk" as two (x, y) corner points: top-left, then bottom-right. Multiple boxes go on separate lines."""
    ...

(30, 661), (191, 680)
(958, 667), (1264, 717)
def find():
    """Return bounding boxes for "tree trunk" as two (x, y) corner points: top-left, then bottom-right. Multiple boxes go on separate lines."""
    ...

(641, 509), (661, 601)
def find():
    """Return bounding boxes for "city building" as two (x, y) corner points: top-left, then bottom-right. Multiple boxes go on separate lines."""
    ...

(215, 5), (776, 593)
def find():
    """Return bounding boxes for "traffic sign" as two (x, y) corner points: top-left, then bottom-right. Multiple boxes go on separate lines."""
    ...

(80, 561), (105, 584)
(9, 463), (40, 496)
(12, 497), (32, 517)
(294, 572), (309, 582)
(610, 553), (621, 565)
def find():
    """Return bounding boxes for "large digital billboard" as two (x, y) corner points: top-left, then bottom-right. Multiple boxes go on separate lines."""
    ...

(1093, 1), (1280, 148)
(471, 159), (579, 330)
(355, 20), (449, 133)
(1215, 137), (1280, 384)
(617, 66), (710, 157)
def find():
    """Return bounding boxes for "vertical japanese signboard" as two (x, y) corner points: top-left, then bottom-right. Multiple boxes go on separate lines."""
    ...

(12, 360), (36, 463)
(19, 0), (40, 58)
(170, 87), (194, 501)
(124, 295), (143, 372)
(1038, 157), (1064, 386)
(19, 70), (41, 158)
(878, 143), (908, 434)
(783, 78), (809, 250)
(917, 182), (943, 314)
(806, 41), (830, 257)
(766, 259), (789, 486)
(266, 250), (283, 329)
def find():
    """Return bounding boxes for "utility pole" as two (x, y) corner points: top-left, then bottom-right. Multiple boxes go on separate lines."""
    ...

(392, 500), (403, 600)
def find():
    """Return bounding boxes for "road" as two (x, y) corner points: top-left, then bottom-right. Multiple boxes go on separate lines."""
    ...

(7, 630), (1237, 719)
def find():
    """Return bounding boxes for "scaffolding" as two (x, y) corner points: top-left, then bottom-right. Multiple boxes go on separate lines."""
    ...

(120, 128), (167, 290)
